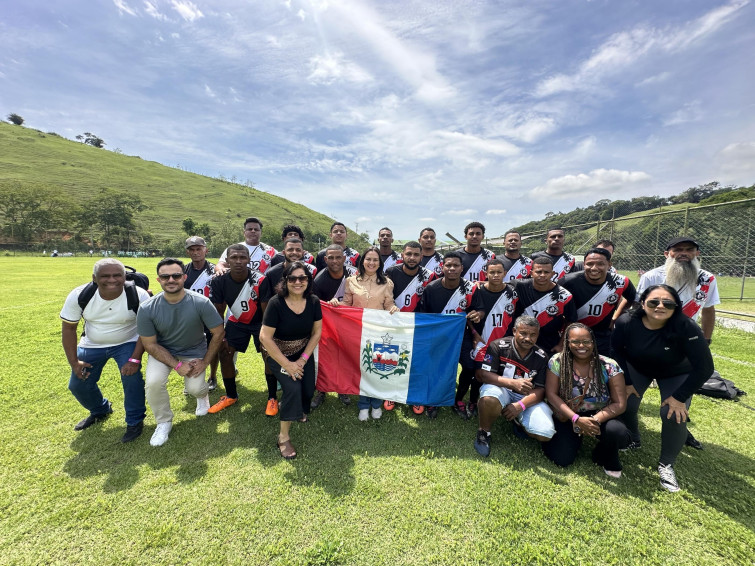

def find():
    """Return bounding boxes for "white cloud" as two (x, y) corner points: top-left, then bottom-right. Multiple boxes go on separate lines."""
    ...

(535, 1), (748, 97)
(418, 218), (436, 222)
(663, 101), (703, 126)
(171, 0), (203, 22)
(716, 141), (755, 176)
(494, 113), (557, 144)
(297, 9), (306, 21)
(308, 52), (372, 85)
(444, 209), (477, 216)
(113, 0), (137, 16)
(485, 209), (507, 215)
(144, 1), (167, 21)
(529, 169), (652, 201)
(204, 84), (216, 98)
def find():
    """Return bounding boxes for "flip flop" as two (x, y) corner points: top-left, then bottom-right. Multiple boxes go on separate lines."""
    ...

(277, 438), (297, 460)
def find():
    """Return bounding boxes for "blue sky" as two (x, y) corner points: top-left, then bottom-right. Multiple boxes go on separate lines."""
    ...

(2, 0), (754, 240)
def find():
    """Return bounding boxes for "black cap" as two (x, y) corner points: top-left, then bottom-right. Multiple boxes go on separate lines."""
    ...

(666, 236), (699, 250)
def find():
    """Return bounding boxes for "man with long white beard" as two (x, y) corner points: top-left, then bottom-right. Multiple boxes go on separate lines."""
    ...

(636, 236), (720, 450)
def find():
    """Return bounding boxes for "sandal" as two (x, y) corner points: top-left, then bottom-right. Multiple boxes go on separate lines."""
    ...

(277, 438), (297, 460)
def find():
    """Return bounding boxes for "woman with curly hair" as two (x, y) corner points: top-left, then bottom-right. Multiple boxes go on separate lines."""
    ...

(542, 323), (630, 477)
(611, 284), (714, 492)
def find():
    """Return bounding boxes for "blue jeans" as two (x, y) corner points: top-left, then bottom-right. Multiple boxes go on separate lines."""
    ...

(358, 395), (382, 410)
(68, 342), (146, 426)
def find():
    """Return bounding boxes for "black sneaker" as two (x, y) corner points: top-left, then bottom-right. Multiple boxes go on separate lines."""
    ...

(311, 390), (326, 410)
(121, 421), (144, 443)
(620, 440), (641, 452)
(338, 394), (352, 406)
(426, 406), (439, 419)
(452, 401), (468, 420)
(685, 431), (703, 450)
(74, 402), (113, 431)
(474, 429), (491, 457)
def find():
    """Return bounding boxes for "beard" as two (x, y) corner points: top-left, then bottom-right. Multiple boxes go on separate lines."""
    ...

(664, 256), (701, 292)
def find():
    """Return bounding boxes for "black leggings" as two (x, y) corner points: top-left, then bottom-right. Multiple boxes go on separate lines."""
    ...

(455, 368), (481, 404)
(542, 417), (630, 471)
(620, 366), (692, 466)
(268, 356), (316, 421)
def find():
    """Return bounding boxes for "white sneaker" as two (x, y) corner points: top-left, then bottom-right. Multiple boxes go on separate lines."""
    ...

(195, 394), (210, 416)
(358, 409), (369, 421)
(150, 422), (172, 446)
(371, 407), (382, 420)
(658, 463), (680, 492)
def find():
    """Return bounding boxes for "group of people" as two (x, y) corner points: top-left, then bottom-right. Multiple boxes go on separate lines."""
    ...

(61, 217), (719, 492)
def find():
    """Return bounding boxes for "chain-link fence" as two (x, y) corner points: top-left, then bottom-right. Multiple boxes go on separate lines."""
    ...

(439, 199), (755, 301)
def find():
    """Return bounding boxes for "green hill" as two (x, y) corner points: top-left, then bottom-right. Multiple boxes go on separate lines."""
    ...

(0, 122), (361, 253)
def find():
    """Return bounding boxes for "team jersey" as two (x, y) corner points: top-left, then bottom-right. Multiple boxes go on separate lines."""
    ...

(385, 264), (437, 312)
(380, 251), (403, 272)
(420, 251), (444, 277)
(456, 247), (496, 283)
(512, 279), (576, 352)
(418, 278), (483, 315)
(315, 247), (360, 272)
(219, 242), (277, 274)
(561, 272), (636, 333)
(312, 269), (350, 301)
(637, 266), (720, 318)
(530, 251), (583, 281)
(210, 269), (266, 327)
(183, 260), (215, 298)
(471, 284), (519, 362)
(500, 255), (532, 281)
(480, 336), (548, 389)
(259, 262), (317, 304)
(269, 250), (315, 267)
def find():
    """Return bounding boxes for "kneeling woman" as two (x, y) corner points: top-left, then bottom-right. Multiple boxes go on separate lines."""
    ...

(260, 262), (322, 460)
(542, 323), (630, 477)
(611, 284), (714, 492)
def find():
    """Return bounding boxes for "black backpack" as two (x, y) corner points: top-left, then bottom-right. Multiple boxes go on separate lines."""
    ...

(696, 371), (746, 400)
(78, 281), (142, 314)
(124, 265), (150, 292)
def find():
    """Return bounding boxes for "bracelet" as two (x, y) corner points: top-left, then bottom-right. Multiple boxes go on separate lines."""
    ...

(571, 413), (580, 423)
(517, 401), (526, 411)
(301, 352), (310, 361)
(128, 358), (141, 364)
(174, 361), (183, 370)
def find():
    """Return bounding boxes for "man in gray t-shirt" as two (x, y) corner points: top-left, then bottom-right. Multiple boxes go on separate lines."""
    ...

(137, 258), (224, 447)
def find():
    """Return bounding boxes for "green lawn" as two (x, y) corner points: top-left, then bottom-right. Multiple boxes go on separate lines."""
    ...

(1, 258), (753, 565)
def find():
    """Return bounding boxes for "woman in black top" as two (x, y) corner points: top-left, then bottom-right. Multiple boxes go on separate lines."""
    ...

(611, 284), (714, 492)
(260, 262), (322, 460)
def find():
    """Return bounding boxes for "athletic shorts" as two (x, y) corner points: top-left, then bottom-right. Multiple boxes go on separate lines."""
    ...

(224, 321), (261, 353)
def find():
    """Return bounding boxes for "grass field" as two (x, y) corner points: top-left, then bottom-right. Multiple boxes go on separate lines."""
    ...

(1, 257), (754, 565)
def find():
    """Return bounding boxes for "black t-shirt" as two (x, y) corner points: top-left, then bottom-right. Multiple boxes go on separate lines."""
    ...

(561, 271), (636, 351)
(530, 251), (583, 281)
(455, 247), (495, 283)
(183, 260), (215, 297)
(610, 314), (714, 402)
(512, 279), (576, 352)
(312, 269), (347, 301)
(259, 263), (285, 304)
(315, 247), (359, 272)
(262, 294), (322, 345)
(418, 278), (483, 314)
(500, 255), (532, 281)
(482, 336), (548, 388)
(209, 270), (265, 327)
(473, 284), (518, 336)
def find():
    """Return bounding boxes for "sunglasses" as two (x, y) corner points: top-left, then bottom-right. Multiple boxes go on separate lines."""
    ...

(645, 299), (677, 309)
(287, 275), (308, 283)
(158, 273), (183, 281)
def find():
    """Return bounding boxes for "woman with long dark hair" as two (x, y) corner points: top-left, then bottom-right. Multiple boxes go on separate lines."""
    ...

(330, 247), (398, 420)
(542, 323), (630, 477)
(611, 284), (714, 492)
(260, 261), (322, 460)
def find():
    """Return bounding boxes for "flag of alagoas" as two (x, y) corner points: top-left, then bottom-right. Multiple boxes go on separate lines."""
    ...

(316, 303), (466, 407)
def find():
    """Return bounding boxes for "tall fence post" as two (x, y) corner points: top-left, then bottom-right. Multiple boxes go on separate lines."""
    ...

(741, 207), (753, 301)
(683, 206), (690, 235)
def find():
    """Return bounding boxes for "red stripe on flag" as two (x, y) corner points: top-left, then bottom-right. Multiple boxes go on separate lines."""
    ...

(316, 303), (363, 395)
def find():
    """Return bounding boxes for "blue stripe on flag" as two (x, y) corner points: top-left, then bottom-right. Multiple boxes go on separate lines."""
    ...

(405, 313), (466, 406)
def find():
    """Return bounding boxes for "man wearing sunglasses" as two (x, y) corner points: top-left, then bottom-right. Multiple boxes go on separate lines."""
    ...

(636, 236), (720, 451)
(137, 258), (224, 446)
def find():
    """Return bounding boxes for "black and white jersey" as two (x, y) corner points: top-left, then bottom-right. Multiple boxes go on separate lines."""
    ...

(386, 265), (437, 312)
(480, 336), (548, 388)
(315, 246), (360, 272)
(472, 285), (518, 363)
(420, 252), (444, 277)
(456, 247), (496, 283)
(530, 251), (583, 282)
(380, 251), (402, 272)
(418, 278), (483, 315)
(210, 270), (266, 327)
(500, 255), (532, 282)
(512, 279), (576, 352)
(219, 242), (277, 274)
(184, 260), (215, 298)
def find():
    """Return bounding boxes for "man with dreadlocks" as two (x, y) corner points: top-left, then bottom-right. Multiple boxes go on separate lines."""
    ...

(541, 323), (630, 478)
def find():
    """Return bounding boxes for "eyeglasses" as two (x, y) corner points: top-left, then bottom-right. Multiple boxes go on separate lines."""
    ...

(645, 299), (677, 309)
(568, 340), (593, 347)
(287, 275), (308, 283)
(158, 273), (183, 281)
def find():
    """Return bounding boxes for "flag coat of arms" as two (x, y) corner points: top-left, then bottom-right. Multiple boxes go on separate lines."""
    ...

(316, 303), (466, 406)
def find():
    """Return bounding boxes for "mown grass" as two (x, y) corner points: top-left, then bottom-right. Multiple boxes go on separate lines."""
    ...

(1, 257), (753, 565)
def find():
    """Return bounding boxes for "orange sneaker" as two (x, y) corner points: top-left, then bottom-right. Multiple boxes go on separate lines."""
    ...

(383, 400), (395, 411)
(265, 398), (279, 416)
(412, 405), (425, 415)
(208, 396), (237, 414)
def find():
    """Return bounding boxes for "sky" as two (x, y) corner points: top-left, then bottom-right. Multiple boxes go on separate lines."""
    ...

(2, 0), (754, 240)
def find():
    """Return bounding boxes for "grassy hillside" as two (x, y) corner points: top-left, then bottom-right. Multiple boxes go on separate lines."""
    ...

(0, 122), (353, 250)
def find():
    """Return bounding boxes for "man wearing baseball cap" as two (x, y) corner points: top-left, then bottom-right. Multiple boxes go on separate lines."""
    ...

(636, 235), (720, 450)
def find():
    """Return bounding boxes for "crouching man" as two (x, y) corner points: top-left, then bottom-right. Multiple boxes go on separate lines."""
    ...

(474, 315), (555, 456)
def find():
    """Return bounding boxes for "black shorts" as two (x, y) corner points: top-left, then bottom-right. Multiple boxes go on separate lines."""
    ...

(225, 321), (261, 353)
